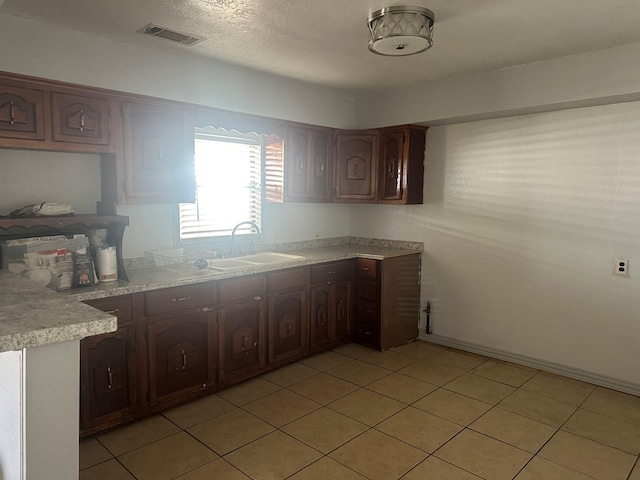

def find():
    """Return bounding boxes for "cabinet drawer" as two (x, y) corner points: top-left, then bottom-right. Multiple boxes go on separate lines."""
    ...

(218, 274), (266, 303)
(267, 267), (307, 292)
(84, 295), (133, 326)
(355, 280), (378, 300)
(310, 261), (353, 284)
(356, 258), (378, 280)
(355, 298), (379, 324)
(144, 283), (214, 316)
(355, 322), (380, 347)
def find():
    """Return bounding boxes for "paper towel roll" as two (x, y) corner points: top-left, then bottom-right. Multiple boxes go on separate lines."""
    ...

(96, 247), (118, 282)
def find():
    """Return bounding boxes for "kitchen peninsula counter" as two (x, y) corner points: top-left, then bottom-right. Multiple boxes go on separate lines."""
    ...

(0, 273), (116, 480)
(65, 238), (423, 302)
(0, 271), (117, 353)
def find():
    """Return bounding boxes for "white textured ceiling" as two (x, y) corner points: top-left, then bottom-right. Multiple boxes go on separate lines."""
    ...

(3, 0), (640, 93)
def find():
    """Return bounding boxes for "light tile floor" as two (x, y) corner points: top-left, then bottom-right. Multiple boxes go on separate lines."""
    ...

(80, 341), (640, 480)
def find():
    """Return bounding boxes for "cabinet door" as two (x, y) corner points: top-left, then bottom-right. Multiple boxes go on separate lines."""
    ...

(80, 324), (138, 431)
(378, 126), (426, 205)
(333, 281), (352, 342)
(122, 101), (195, 203)
(147, 311), (216, 407)
(309, 128), (332, 200)
(51, 92), (110, 146)
(0, 84), (45, 141)
(335, 132), (378, 201)
(285, 126), (310, 200)
(379, 129), (404, 201)
(285, 126), (332, 202)
(310, 285), (332, 352)
(268, 290), (307, 364)
(218, 296), (266, 382)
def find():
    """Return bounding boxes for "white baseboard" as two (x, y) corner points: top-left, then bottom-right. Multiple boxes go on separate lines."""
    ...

(419, 333), (640, 397)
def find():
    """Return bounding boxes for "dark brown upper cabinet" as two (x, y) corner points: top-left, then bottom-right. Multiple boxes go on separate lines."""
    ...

(284, 126), (333, 202)
(334, 131), (379, 202)
(0, 83), (45, 142)
(0, 75), (115, 153)
(51, 92), (110, 146)
(273, 125), (426, 205)
(121, 101), (195, 204)
(378, 125), (427, 204)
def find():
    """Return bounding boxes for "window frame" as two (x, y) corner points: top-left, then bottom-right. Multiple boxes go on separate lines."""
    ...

(176, 127), (264, 248)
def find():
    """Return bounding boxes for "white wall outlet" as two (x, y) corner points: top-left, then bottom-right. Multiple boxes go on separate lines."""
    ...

(613, 258), (629, 276)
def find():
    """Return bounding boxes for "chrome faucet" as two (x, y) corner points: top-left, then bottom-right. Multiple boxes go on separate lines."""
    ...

(231, 221), (261, 256)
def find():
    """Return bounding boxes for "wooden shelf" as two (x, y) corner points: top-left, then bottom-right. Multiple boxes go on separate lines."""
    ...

(0, 215), (130, 281)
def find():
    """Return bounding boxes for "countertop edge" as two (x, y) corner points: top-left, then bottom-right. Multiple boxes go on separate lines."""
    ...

(0, 273), (119, 353)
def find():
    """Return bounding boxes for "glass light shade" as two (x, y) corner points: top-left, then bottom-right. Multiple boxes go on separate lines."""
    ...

(368, 5), (435, 56)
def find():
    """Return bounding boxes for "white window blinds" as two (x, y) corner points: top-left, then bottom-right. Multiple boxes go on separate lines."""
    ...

(179, 128), (262, 240)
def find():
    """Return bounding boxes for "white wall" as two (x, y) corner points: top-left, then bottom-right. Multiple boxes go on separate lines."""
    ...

(115, 202), (352, 258)
(350, 101), (640, 388)
(0, 350), (22, 480)
(0, 150), (101, 215)
(262, 202), (351, 244)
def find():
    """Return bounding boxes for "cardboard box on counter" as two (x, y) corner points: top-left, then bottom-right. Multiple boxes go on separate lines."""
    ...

(1, 235), (91, 291)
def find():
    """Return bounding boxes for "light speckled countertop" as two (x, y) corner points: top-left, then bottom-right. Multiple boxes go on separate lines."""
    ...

(0, 238), (421, 352)
(0, 271), (117, 352)
(66, 241), (423, 301)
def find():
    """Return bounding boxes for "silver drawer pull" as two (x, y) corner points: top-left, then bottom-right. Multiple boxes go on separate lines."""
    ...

(104, 309), (120, 315)
(107, 366), (113, 390)
(172, 296), (191, 302)
(253, 295), (263, 301)
(182, 349), (187, 370)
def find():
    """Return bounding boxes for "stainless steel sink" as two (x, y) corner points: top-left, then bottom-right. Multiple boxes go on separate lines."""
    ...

(208, 252), (305, 271)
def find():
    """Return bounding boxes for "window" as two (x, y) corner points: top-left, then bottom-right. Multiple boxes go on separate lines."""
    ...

(179, 127), (262, 241)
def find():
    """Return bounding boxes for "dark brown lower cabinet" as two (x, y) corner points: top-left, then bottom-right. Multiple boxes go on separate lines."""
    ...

(334, 282), (353, 341)
(80, 296), (138, 435)
(218, 296), (266, 384)
(310, 285), (332, 352)
(268, 289), (307, 364)
(146, 311), (217, 410)
(267, 267), (308, 364)
(79, 254), (419, 436)
(354, 254), (421, 350)
(309, 260), (354, 353)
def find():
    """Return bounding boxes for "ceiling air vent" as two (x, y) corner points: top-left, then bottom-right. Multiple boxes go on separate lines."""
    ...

(137, 23), (204, 46)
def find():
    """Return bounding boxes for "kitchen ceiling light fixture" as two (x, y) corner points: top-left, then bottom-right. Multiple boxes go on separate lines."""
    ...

(367, 5), (435, 56)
